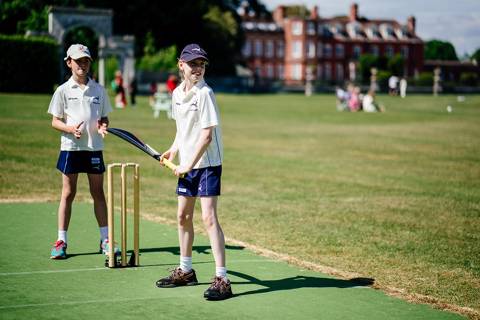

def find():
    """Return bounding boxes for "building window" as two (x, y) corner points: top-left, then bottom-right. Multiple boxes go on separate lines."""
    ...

(254, 40), (263, 57)
(265, 40), (274, 58)
(292, 21), (303, 36)
(401, 45), (409, 58)
(325, 63), (332, 80)
(317, 43), (323, 58)
(242, 40), (252, 57)
(370, 45), (379, 56)
(324, 44), (332, 58)
(335, 44), (344, 58)
(277, 64), (284, 80)
(307, 41), (316, 58)
(266, 64), (274, 78)
(317, 64), (323, 80)
(292, 64), (302, 80)
(277, 40), (285, 58)
(307, 22), (316, 35)
(385, 45), (394, 57)
(336, 63), (344, 81)
(292, 41), (303, 59)
(353, 45), (362, 59)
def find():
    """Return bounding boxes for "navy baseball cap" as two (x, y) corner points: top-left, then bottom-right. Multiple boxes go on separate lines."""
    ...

(179, 44), (209, 62)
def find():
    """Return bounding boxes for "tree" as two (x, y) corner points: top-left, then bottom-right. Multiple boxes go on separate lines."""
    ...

(472, 48), (480, 62)
(424, 40), (458, 61)
(358, 54), (378, 83)
(1, 0), (244, 75)
(387, 54), (405, 76)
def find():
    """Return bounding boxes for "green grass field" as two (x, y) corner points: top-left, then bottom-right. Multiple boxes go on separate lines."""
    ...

(0, 92), (479, 318)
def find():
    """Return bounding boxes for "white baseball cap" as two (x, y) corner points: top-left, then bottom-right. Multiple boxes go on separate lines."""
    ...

(64, 44), (92, 61)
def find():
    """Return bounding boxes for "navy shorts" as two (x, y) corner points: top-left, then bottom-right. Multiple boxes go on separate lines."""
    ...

(177, 166), (222, 197)
(56, 151), (105, 174)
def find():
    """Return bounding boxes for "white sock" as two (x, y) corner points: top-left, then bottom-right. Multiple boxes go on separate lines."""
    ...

(100, 226), (108, 241)
(216, 266), (227, 279)
(179, 256), (192, 272)
(58, 230), (67, 244)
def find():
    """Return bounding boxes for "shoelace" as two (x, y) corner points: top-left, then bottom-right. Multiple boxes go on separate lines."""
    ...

(54, 241), (65, 250)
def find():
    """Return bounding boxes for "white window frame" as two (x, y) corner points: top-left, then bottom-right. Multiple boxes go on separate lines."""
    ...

(254, 40), (263, 57)
(324, 44), (332, 58)
(292, 41), (303, 59)
(292, 21), (303, 36)
(242, 40), (252, 57)
(277, 40), (285, 58)
(307, 22), (316, 35)
(307, 41), (316, 58)
(292, 64), (302, 80)
(335, 44), (344, 58)
(265, 40), (274, 58)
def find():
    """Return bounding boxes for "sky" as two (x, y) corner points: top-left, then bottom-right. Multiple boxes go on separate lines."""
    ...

(262, 0), (480, 56)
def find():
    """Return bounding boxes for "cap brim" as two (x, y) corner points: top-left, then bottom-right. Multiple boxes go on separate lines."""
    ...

(182, 54), (209, 62)
(64, 54), (92, 61)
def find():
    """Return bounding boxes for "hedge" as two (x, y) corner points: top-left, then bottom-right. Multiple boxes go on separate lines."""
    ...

(0, 34), (59, 93)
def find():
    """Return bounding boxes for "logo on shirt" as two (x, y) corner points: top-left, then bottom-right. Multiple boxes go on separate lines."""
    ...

(68, 97), (78, 100)
(92, 96), (100, 104)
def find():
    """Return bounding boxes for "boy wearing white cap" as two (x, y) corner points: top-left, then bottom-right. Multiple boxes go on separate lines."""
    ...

(155, 44), (232, 300)
(48, 44), (116, 259)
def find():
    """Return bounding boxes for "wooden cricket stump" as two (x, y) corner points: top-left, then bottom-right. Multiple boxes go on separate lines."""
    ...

(107, 163), (140, 268)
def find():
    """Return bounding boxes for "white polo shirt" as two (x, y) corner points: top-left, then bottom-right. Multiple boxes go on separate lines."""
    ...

(48, 77), (112, 151)
(171, 80), (223, 169)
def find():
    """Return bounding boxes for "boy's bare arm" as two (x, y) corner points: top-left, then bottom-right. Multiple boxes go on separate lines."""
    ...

(51, 116), (83, 139)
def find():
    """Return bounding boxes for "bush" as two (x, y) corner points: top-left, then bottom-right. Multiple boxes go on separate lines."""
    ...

(459, 72), (478, 86)
(376, 70), (392, 90)
(415, 72), (433, 86)
(0, 34), (58, 93)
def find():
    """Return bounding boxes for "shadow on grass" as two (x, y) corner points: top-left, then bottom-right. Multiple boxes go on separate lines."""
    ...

(140, 245), (245, 256)
(228, 270), (375, 297)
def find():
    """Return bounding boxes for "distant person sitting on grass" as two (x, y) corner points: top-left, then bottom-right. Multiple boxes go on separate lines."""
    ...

(362, 89), (385, 112)
(348, 86), (362, 112)
(47, 44), (117, 259)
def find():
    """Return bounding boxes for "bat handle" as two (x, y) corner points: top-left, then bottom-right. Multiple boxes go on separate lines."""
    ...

(162, 158), (186, 178)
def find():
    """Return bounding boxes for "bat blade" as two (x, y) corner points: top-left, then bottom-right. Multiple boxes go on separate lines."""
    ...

(107, 128), (158, 160)
(107, 127), (184, 177)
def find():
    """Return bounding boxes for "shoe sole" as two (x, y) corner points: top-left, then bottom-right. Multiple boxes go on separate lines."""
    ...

(204, 289), (233, 300)
(50, 255), (66, 259)
(156, 281), (198, 288)
(204, 292), (233, 300)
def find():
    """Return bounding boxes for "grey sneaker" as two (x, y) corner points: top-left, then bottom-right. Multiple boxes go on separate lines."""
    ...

(155, 268), (198, 288)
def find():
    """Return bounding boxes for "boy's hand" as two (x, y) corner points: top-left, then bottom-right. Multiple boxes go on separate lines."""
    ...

(97, 119), (108, 138)
(73, 121), (84, 139)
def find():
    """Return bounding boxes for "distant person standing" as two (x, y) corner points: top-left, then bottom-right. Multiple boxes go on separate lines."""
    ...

(114, 70), (127, 108)
(166, 74), (178, 95)
(47, 44), (116, 259)
(400, 77), (407, 98)
(388, 75), (399, 96)
(129, 77), (138, 106)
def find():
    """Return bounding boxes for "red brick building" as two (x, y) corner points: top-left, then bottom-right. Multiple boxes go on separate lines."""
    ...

(241, 3), (424, 84)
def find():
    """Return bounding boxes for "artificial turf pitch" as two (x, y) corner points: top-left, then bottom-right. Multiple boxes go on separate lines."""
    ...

(0, 202), (464, 320)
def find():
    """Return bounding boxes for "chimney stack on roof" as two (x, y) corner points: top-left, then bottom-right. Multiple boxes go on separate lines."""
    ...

(310, 5), (319, 20)
(349, 3), (358, 21)
(407, 16), (416, 34)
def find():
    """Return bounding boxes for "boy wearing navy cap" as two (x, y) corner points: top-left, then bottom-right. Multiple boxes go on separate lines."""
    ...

(156, 44), (232, 300)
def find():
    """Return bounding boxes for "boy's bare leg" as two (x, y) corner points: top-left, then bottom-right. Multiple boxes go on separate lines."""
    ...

(58, 173), (78, 231)
(177, 196), (196, 257)
(87, 173), (107, 227)
(200, 196), (225, 267)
